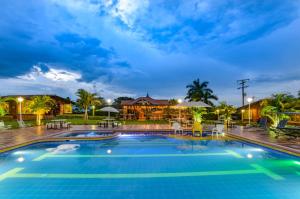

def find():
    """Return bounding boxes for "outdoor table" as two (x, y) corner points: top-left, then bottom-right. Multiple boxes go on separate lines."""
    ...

(102, 118), (116, 128)
(51, 119), (67, 129)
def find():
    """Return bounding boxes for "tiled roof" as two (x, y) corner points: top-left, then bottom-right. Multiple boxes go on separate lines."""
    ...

(121, 96), (169, 106)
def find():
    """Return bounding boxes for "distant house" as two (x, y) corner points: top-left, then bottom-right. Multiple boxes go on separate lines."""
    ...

(121, 95), (171, 120)
(2, 95), (72, 120)
(237, 99), (300, 125)
(237, 99), (265, 122)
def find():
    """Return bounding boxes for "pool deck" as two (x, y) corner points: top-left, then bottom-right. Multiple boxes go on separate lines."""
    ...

(0, 124), (299, 156)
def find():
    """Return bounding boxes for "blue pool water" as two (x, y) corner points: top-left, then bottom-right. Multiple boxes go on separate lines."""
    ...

(0, 135), (299, 199)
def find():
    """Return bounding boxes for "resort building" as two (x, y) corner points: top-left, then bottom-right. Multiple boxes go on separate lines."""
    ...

(3, 95), (72, 120)
(237, 99), (264, 122)
(121, 95), (172, 120)
(238, 99), (300, 125)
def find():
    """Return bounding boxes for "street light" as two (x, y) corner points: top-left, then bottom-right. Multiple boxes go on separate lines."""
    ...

(241, 109), (245, 122)
(17, 97), (24, 121)
(216, 109), (220, 121)
(247, 97), (253, 126)
(91, 105), (95, 117)
(106, 99), (112, 105)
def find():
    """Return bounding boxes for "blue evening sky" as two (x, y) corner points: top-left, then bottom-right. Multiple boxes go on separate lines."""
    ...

(0, 0), (300, 106)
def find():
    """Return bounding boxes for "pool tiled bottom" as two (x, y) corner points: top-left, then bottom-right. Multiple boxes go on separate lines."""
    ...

(0, 136), (299, 199)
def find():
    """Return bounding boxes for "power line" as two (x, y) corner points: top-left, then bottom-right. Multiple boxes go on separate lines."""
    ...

(237, 79), (249, 106)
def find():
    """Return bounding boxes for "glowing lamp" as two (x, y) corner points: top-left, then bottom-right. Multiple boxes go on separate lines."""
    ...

(17, 97), (24, 102)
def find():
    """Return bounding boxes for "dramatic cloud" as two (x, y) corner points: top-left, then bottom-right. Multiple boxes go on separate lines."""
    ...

(0, 0), (300, 105)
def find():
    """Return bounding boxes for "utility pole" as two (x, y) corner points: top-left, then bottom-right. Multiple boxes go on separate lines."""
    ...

(237, 79), (249, 106)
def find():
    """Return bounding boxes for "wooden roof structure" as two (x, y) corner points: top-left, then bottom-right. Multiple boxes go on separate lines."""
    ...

(121, 96), (169, 106)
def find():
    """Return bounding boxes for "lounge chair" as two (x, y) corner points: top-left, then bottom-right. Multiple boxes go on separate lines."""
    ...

(0, 121), (11, 130)
(172, 122), (184, 134)
(275, 119), (300, 137)
(211, 124), (224, 136)
(277, 119), (300, 131)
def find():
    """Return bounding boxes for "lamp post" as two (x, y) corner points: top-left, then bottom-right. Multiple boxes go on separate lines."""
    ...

(17, 97), (24, 121)
(216, 109), (220, 121)
(92, 105), (95, 117)
(106, 99), (112, 105)
(247, 97), (253, 126)
(177, 99), (183, 120)
(241, 109), (245, 123)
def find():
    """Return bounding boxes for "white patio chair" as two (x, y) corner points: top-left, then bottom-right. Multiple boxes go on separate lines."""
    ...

(172, 122), (184, 134)
(212, 124), (224, 136)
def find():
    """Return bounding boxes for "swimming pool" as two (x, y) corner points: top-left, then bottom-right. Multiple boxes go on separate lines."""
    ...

(0, 135), (299, 199)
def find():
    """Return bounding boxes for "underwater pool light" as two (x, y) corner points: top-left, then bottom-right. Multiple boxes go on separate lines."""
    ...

(17, 157), (25, 162)
(107, 149), (112, 154)
(294, 161), (300, 166)
(247, 154), (253, 159)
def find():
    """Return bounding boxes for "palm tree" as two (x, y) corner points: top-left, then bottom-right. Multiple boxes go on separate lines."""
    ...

(27, 96), (55, 125)
(217, 102), (236, 126)
(185, 79), (218, 106)
(260, 93), (296, 127)
(76, 89), (100, 120)
(0, 97), (15, 116)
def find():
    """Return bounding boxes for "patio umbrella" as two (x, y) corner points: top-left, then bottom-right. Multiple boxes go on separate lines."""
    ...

(100, 107), (119, 119)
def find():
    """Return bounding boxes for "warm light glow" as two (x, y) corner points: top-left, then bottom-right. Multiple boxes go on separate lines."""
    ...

(91, 105), (95, 109)
(177, 99), (183, 104)
(216, 109), (219, 113)
(247, 153), (253, 159)
(17, 157), (25, 162)
(106, 99), (112, 104)
(107, 149), (112, 154)
(241, 109), (245, 113)
(17, 97), (24, 102)
(247, 97), (253, 103)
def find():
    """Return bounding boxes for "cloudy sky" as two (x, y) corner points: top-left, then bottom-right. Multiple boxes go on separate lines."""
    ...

(0, 0), (300, 106)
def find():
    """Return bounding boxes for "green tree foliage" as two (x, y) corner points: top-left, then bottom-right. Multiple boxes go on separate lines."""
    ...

(76, 89), (100, 120)
(27, 96), (55, 125)
(191, 107), (207, 123)
(113, 97), (134, 109)
(216, 102), (236, 125)
(0, 97), (15, 116)
(260, 93), (298, 127)
(185, 79), (218, 106)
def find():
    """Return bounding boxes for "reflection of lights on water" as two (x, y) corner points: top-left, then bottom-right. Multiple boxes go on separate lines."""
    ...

(13, 151), (31, 155)
(17, 157), (25, 162)
(249, 148), (264, 152)
(107, 149), (112, 154)
(119, 134), (132, 137)
(294, 161), (300, 165)
(247, 154), (253, 159)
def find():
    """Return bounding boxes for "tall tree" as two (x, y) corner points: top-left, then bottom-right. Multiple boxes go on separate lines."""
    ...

(185, 79), (218, 106)
(27, 96), (55, 125)
(113, 97), (134, 109)
(76, 89), (100, 120)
